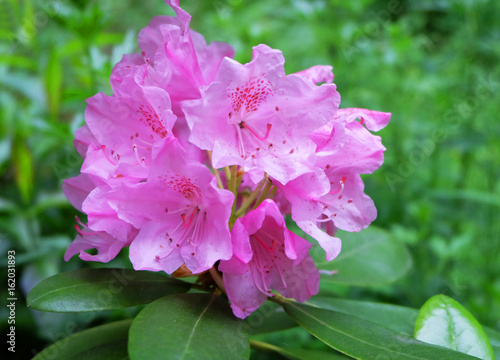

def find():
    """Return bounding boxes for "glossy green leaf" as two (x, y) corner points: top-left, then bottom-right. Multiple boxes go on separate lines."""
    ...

(280, 299), (479, 360)
(415, 295), (494, 360)
(27, 268), (191, 312)
(244, 301), (298, 335)
(250, 339), (350, 360)
(32, 319), (131, 360)
(307, 297), (418, 336)
(309, 296), (500, 359)
(311, 227), (412, 286)
(128, 293), (249, 360)
(484, 328), (500, 360)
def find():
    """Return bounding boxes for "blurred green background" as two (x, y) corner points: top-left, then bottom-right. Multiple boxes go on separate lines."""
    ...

(1, 0), (499, 358)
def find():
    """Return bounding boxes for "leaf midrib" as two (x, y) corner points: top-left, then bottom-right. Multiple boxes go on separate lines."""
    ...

(180, 294), (216, 360)
(286, 302), (472, 360)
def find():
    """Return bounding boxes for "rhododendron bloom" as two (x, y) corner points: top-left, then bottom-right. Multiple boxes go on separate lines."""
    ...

(63, 0), (390, 319)
(138, 0), (234, 114)
(104, 139), (234, 274)
(81, 64), (176, 181)
(219, 200), (320, 319)
(278, 108), (391, 260)
(184, 44), (340, 184)
(65, 217), (137, 263)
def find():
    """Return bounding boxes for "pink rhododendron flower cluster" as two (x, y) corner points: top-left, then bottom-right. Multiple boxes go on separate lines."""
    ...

(64, 0), (390, 319)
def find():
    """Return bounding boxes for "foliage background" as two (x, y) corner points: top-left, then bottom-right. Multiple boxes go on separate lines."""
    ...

(0, 0), (499, 359)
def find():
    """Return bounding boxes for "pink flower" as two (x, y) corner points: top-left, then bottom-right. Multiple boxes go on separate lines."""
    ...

(219, 200), (320, 319)
(184, 44), (340, 184)
(138, 0), (234, 115)
(80, 64), (176, 181)
(63, 174), (138, 262)
(102, 138), (234, 275)
(64, 217), (137, 263)
(294, 65), (334, 85)
(110, 53), (145, 94)
(277, 108), (390, 260)
(62, 0), (392, 320)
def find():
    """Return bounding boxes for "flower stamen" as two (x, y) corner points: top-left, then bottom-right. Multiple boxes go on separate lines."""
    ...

(329, 176), (346, 195)
(181, 209), (197, 229)
(241, 122), (272, 141)
(253, 233), (276, 253)
(100, 145), (117, 165)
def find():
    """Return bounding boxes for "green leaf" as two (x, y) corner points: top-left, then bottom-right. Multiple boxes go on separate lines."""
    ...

(128, 293), (250, 360)
(250, 339), (350, 360)
(27, 268), (191, 312)
(484, 328), (500, 360)
(311, 226), (412, 286)
(309, 296), (500, 359)
(12, 134), (34, 203)
(307, 297), (418, 336)
(244, 301), (298, 335)
(32, 319), (131, 360)
(415, 295), (495, 360)
(280, 299), (480, 360)
(45, 49), (63, 117)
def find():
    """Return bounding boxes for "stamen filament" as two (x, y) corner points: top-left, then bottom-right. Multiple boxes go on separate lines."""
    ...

(235, 125), (246, 156)
(252, 250), (271, 294)
(242, 122), (272, 141)
(74, 224), (94, 236)
(100, 145), (117, 165)
(253, 234), (276, 253)
(329, 176), (346, 195)
(181, 209), (197, 229)
(132, 144), (147, 167)
(315, 215), (336, 223)
(136, 136), (154, 147)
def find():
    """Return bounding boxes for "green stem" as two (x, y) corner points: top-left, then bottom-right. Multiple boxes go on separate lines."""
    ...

(229, 166), (239, 217)
(235, 176), (267, 218)
(268, 185), (277, 199)
(229, 165), (238, 194)
(253, 178), (273, 209)
(224, 166), (231, 184)
(208, 266), (225, 293)
(269, 293), (290, 305)
(250, 339), (282, 353)
(207, 151), (224, 189)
